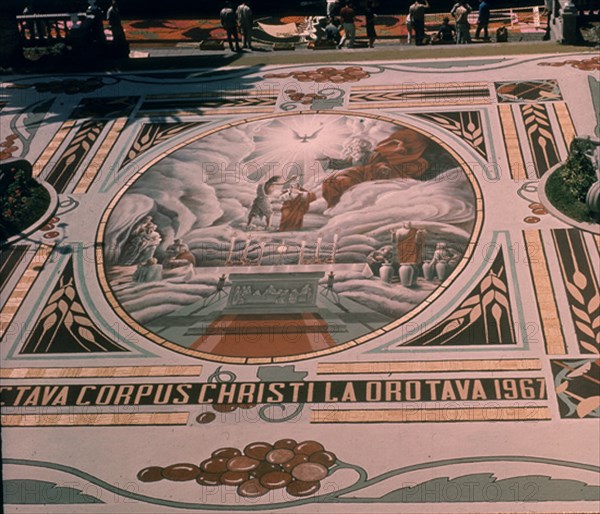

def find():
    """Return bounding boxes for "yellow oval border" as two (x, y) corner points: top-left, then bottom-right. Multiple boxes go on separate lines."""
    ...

(96, 110), (484, 364)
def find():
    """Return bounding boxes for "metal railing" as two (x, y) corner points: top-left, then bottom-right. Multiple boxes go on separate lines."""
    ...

(16, 13), (87, 46)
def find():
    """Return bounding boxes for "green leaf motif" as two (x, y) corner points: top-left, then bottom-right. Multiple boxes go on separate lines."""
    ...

(377, 473), (600, 502)
(3, 479), (104, 504)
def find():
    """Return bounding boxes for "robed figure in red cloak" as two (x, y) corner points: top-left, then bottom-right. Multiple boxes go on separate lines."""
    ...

(322, 128), (429, 208)
(278, 183), (317, 231)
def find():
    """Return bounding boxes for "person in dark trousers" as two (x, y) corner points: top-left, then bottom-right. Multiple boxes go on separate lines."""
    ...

(338, 1), (356, 48)
(236, 0), (253, 50)
(325, 17), (341, 44)
(106, 0), (129, 57)
(434, 16), (456, 43)
(408, 0), (429, 46)
(451, 0), (472, 44)
(220, 1), (241, 51)
(86, 0), (106, 45)
(542, 0), (552, 40)
(475, 0), (490, 39)
(365, 0), (377, 47)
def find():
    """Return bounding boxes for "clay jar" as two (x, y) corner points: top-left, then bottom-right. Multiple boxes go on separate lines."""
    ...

(422, 260), (434, 281)
(399, 264), (415, 287)
(379, 261), (394, 283)
(435, 261), (448, 281)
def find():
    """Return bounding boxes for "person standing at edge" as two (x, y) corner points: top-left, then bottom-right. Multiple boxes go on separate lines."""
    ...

(338, 1), (356, 48)
(220, 1), (241, 52)
(408, 0), (429, 46)
(106, 0), (129, 57)
(475, 0), (490, 39)
(451, 0), (472, 44)
(365, 0), (377, 48)
(236, 0), (253, 50)
(405, 8), (414, 44)
(542, 0), (552, 40)
(86, 0), (106, 45)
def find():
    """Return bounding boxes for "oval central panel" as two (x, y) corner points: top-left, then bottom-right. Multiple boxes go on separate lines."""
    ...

(101, 112), (480, 363)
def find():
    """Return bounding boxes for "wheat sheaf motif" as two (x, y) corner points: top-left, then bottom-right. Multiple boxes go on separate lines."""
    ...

(564, 272), (600, 353)
(415, 112), (487, 159)
(520, 104), (560, 176)
(123, 122), (204, 166)
(20, 259), (127, 354)
(404, 250), (516, 346)
(46, 120), (105, 193)
(72, 96), (139, 119)
(552, 230), (600, 354)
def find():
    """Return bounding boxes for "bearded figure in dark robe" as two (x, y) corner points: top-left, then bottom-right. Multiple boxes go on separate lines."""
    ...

(321, 128), (429, 208)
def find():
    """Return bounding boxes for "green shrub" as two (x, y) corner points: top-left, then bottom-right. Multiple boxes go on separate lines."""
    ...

(562, 138), (598, 201)
(546, 167), (597, 223)
(0, 171), (50, 240)
(562, 157), (596, 202)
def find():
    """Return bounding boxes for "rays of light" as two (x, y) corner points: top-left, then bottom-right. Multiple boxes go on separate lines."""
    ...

(242, 115), (355, 188)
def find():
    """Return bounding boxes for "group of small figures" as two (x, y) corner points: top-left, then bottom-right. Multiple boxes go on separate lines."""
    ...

(366, 222), (460, 287)
(246, 177), (317, 233)
(131, 237), (196, 283)
(230, 284), (314, 306)
(119, 215), (196, 283)
(219, 1), (254, 52)
(406, 0), (497, 46)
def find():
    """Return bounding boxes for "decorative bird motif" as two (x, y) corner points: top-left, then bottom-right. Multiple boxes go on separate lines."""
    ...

(291, 126), (323, 143)
(566, 361), (593, 379)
